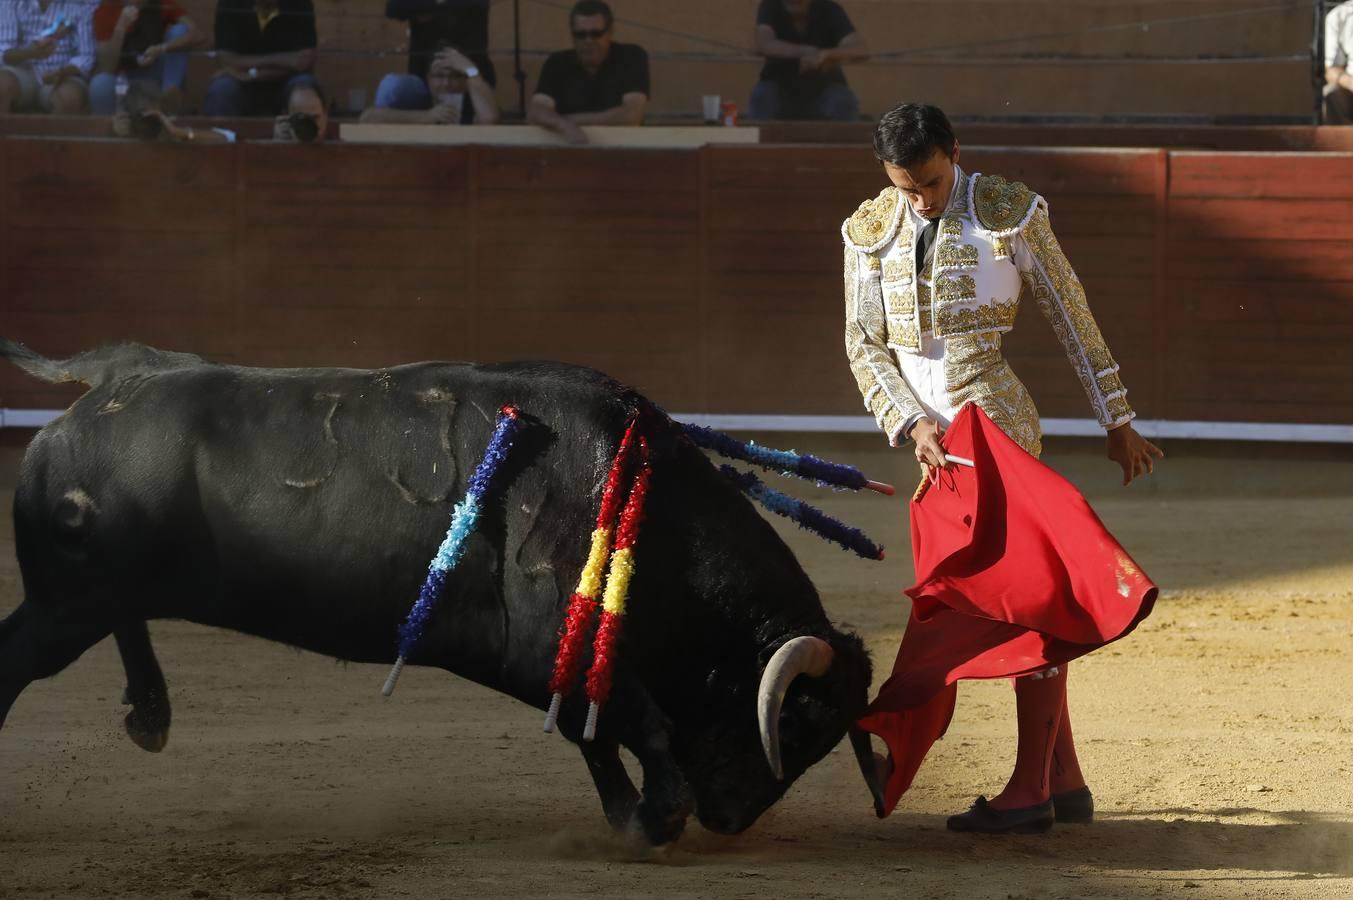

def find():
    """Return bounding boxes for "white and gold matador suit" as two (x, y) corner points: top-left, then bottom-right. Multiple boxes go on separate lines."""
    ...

(843, 166), (1135, 458)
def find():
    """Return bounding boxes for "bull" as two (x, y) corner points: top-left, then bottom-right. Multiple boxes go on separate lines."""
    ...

(0, 339), (877, 844)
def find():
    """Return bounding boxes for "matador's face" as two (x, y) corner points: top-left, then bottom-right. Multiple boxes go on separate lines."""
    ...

(884, 144), (961, 219)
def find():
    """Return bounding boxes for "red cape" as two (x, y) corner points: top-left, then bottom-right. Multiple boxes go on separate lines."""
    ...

(856, 404), (1156, 817)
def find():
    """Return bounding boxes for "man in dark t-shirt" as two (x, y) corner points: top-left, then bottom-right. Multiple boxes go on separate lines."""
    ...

(204, 0), (320, 116)
(527, 0), (649, 145)
(751, 0), (868, 121)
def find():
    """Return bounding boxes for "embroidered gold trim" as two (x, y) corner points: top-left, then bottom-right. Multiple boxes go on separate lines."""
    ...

(865, 255), (881, 271)
(1106, 393), (1132, 422)
(936, 274), (977, 304)
(940, 217), (965, 238)
(885, 290), (915, 317)
(888, 319), (919, 349)
(1096, 369), (1122, 395)
(974, 175), (1037, 234)
(846, 187), (900, 248)
(1021, 208), (1132, 426)
(883, 257), (913, 281)
(936, 242), (979, 268)
(945, 334), (1002, 392)
(947, 360), (1042, 457)
(992, 236), (1012, 260)
(843, 245), (924, 435)
(936, 299), (1018, 334)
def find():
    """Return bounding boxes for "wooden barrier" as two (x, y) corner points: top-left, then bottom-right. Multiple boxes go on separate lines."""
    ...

(2, 138), (1351, 427)
(339, 124), (761, 147)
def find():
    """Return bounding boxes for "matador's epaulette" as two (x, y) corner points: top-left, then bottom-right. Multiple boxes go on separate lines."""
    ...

(842, 186), (902, 253)
(973, 174), (1041, 237)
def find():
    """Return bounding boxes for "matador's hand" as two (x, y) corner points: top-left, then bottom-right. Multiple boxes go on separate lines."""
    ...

(1107, 423), (1163, 486)
(909, 416), (949, 474)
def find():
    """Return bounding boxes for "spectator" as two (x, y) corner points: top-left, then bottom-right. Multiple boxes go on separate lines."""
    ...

(750, 0), (868, 122)
(272, 78), (327, 142)
(90, 0), (205, 115)
(375, 0), (494, 112)
(1326, 0), (1353, 124)
(204, 0), (318, 117)
(361, 46), (498, 125)
(0, 0), (96, 115)
(113, 78), (233, 141)
(527, 0), (648, 145)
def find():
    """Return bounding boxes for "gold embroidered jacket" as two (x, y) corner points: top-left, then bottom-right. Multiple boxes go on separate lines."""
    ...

(842, 169), (1134, 454)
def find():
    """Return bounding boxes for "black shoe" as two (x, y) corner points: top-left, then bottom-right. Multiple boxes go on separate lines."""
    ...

(1052, 786), (1094, 824)
(946, 796), (1054, 834)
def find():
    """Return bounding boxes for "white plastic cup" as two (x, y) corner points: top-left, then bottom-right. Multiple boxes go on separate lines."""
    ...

(702, 94), (721, 123)
(437, 92), (465, 122)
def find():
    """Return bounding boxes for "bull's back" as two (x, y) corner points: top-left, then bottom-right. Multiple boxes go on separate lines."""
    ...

(15, 354), (824, 710)
(17, 360), (631, 680)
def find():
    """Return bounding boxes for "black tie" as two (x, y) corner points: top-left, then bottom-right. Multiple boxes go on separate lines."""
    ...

(916, 217), (941, 279)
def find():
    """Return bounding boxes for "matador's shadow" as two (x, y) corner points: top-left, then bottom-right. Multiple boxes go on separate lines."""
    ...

(878, 807), (1353, 881)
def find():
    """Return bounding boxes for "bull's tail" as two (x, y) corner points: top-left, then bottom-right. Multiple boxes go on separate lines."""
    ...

(0, 337), (82, 385)
(0, 337), (205, 390)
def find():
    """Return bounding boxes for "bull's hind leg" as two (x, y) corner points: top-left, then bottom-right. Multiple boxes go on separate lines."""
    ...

(114, 622), (171, 752)
(0, 601), (113, 731)
(579, 739), (639, 830)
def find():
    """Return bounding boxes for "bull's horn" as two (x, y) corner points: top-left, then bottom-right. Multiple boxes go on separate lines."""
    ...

(757, 635), (834, 781)
(848, 725), (888, 818)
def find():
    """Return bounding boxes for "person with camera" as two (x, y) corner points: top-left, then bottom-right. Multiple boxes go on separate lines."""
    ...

(0, 0), (96, 114)
(90, 0), (205, 115)
(271, 78), (327, 142)
(361, 45), (498, 125)
(204, 0), (319, 117)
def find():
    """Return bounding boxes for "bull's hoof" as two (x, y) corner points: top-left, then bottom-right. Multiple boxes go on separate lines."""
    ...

(124, 710), (170, 753)
(632, 796), (691, 847)
(626, 811), (685, 848)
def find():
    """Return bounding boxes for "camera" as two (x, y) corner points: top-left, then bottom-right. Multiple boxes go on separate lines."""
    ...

(288, 112), (320, 143)
(129, 110), (165, 141)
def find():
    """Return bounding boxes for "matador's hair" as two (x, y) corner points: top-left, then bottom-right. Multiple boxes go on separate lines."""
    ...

(873, 103), (958, 168)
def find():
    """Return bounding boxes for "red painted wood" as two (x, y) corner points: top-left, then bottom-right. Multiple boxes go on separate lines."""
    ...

(2, 138), (1351, 428)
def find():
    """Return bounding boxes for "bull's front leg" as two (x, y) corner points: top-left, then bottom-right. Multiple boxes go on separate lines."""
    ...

(114, 622), (171, 753)
(624, 717), (694, 847)
(561, 680), (691, 845)
(599, 685), (692, 846)
(578, 739), (639, 830)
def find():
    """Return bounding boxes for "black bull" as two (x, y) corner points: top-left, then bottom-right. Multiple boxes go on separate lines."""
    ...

(0, 340), (878, 844)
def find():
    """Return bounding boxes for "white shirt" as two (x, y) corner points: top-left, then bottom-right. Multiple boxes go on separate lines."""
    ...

(0, 0), (97, 79)
(1327, 1), (1353, 69)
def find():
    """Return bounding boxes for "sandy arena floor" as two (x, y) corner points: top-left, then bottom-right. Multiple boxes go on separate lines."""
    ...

(1, 432), (1351, 900)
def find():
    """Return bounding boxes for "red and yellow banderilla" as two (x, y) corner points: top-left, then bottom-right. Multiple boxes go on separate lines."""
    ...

(542, 418), (639, 733)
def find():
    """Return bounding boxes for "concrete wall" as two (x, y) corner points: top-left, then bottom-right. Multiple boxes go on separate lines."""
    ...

(166, 0), (1319, 120)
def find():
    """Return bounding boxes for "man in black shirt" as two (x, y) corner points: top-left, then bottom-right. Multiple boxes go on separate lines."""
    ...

(373, 0), (496, 112)
(527, 0), (648, 145)
(751, 0), (868, 121)
(205, 0), (320, 116)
